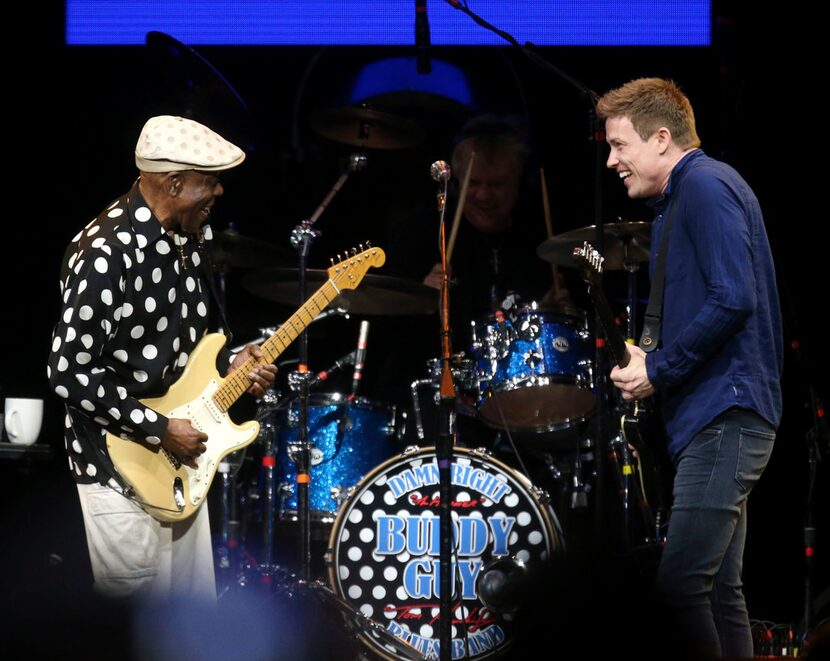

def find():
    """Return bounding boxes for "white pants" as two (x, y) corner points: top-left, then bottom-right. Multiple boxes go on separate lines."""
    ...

(76, 483), (216, 601)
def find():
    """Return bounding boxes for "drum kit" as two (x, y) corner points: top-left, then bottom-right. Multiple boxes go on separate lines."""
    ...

(211, 194), (655, 661)
(142, 32), (659, 659)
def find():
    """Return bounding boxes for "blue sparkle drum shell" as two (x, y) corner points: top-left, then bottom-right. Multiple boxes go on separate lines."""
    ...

(276, 393), (399, 525)
(471, 304), (595, 433)
(325, 445), (563, 661)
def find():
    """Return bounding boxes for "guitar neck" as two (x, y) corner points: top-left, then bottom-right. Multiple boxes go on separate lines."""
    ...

(212, 280), (340, 410)
(588, 284), (631, 369)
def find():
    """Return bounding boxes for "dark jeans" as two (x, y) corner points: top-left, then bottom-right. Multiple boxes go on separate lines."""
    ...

(655, 407), (775, 659)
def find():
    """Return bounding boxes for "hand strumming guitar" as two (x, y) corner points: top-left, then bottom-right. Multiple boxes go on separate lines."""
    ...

(162, 418), (208, 469)
(610, 343), (655, 400)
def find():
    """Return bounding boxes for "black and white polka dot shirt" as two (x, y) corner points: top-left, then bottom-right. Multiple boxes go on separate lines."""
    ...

(47, 181), (231, 485)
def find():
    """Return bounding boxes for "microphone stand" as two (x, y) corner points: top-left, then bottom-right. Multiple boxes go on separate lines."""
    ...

(443, 0), (613, 571)
(289, 152), (367, 582)
(433, 166), (455, 661)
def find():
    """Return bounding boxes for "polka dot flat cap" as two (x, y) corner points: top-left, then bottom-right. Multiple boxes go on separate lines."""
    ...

(135, 115), (245, 173)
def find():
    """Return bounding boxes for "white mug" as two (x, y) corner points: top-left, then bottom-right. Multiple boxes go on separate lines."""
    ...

(4, 398), (44, 445)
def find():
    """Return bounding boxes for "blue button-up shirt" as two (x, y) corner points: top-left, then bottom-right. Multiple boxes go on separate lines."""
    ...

(645, 150), (783, 459)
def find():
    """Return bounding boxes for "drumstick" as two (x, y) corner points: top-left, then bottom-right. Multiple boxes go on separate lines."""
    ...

(540, 167), (561, 297)
(447, 151), (475, 264)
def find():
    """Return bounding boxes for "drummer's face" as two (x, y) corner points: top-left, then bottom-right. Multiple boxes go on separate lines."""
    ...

(462, 158), (521, 234)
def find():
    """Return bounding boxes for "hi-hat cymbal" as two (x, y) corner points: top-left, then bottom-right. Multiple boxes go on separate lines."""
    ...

(309, 106), (425, 150)
(241, 268), (438, 316)
(211, 229), (295, 270)
(537, 221), (651, 270)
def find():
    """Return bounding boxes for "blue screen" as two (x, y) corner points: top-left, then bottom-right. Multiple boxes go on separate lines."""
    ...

(65, 1), (711, 47)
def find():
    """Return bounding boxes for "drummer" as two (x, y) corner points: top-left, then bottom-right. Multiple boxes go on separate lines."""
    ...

(388, 113), (571, 340)
(380, 115), (575, 436)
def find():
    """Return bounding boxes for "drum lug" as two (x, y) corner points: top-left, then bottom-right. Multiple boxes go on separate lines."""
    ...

(530, 484), (551, 506)
(518, 313), (542, 341)
(286, 442), (303, 464)
(401, 444), (421, 456)
(523, 349), (543, 369)
(468, 446), (492, 459)
(330, 485), (348, 509)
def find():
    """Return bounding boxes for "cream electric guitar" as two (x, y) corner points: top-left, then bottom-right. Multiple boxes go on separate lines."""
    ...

(107, 246), (386, 522)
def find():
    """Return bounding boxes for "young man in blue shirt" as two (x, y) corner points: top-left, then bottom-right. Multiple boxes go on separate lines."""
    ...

(598, 78), (783, 659)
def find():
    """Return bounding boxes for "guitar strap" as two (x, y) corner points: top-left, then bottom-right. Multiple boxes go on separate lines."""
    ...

(195, 234), (234, 344)
(639, 191), (681, 353)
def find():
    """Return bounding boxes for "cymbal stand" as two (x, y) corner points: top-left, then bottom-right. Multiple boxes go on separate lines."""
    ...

(215, 455), (241, 593)
(259, 389), (281, 578)
(218, 389), (283, 596)
(206, 242), (246, 593)
(289, 152), (366, 581)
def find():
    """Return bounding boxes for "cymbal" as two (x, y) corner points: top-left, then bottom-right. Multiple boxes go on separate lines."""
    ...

(309, 106), (425, 150)
(537, 221), (651, 270)
(241, 268), (438, 316)
(211, 229), (295, 270)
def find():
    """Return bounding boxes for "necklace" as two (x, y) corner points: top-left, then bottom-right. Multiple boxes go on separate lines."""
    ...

(174, 233), (189, 269)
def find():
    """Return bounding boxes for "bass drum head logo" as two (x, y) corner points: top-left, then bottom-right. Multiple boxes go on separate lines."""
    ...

(326, 446), (561, 660)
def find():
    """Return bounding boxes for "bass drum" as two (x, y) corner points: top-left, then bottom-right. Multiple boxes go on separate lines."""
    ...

(325, 446), (563, 660)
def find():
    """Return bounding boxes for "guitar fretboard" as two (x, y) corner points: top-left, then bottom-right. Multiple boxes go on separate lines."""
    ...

(212, 280), (340, 410)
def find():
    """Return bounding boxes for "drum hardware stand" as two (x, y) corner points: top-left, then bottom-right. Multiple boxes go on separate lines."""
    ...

(569, 450), (590, 510)
(228, 388), (287, 590)
(215, 457), (240, 593)
(288, 151), (367, 582)
(259, 410), (281, 582)
(409, 377), (434, 441)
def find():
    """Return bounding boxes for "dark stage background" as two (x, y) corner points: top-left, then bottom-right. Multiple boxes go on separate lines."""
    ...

(1, 2), (827, 654)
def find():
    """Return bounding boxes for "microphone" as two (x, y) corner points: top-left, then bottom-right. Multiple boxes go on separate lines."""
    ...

(349, 320), (370, 401)
(309, 350), (356, 388)
(415, 0), (431, 74)
(430, 160), (451, 183)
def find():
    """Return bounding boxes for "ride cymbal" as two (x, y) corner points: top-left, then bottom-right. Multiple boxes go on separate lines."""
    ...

(309, 106), (425, 150)
(241, 268), (438, 315)
(211, 229), (295, 270)
(537, 221), (651, 270)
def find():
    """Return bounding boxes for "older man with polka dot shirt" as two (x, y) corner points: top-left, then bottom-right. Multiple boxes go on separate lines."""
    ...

(47, 116), (277, 600)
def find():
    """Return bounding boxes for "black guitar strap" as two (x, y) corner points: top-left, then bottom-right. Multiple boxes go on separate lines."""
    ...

(195, 233), (234, 345)
(639, 193), (681, 353)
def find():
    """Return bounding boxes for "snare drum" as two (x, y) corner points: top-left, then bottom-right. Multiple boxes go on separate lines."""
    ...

(326, 445), (562, 660)
(276, 393), (399, 525)
(472, 303), (595, 433)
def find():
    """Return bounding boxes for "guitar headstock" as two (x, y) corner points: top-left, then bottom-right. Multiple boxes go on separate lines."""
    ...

(327, 243), (386, 291)
(572, 241), (604, 287)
